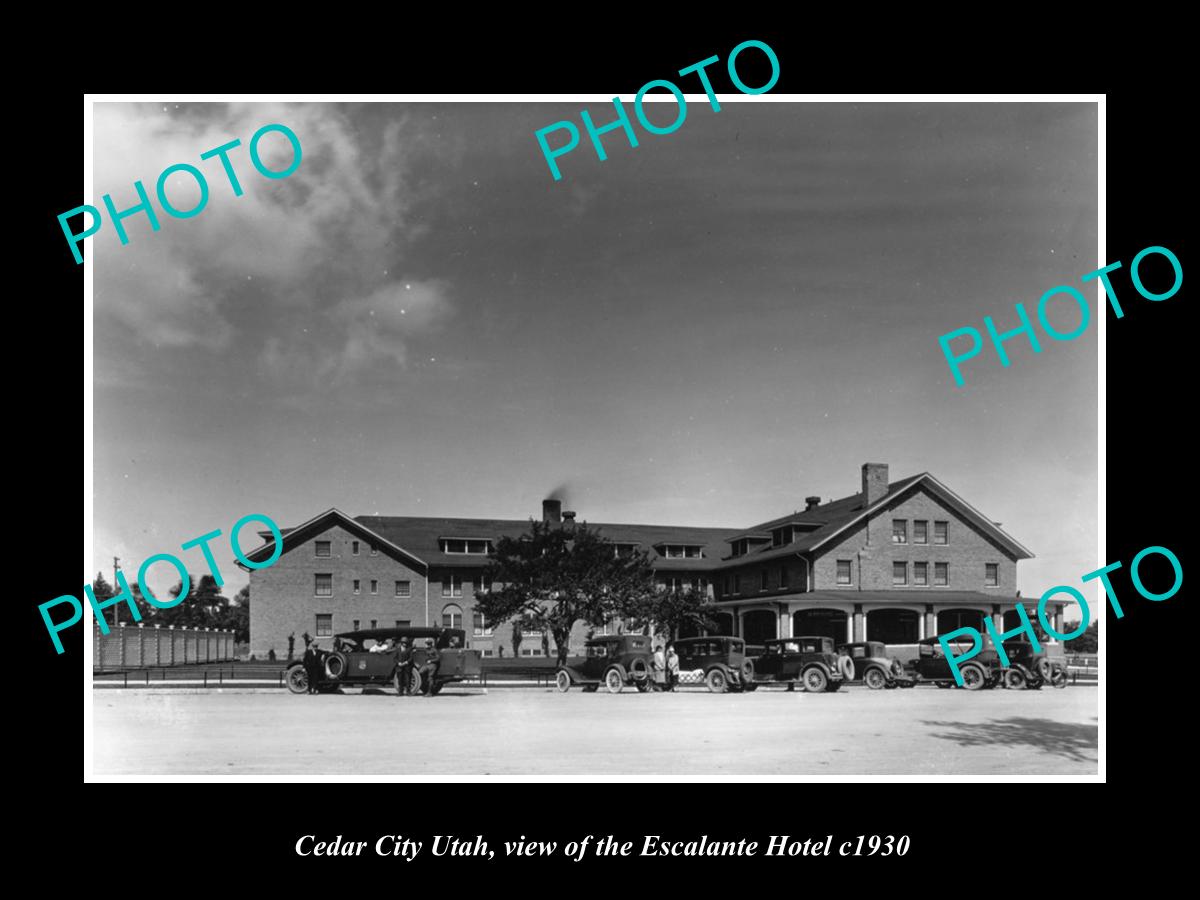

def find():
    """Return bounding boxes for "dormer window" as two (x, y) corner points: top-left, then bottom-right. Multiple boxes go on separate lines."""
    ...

(732, 539), (748, 557)
(658, 544), (704, 559)
(613, 542), (640, 559)
(441, 538), (494, 554)
(771, 526), (793, 548)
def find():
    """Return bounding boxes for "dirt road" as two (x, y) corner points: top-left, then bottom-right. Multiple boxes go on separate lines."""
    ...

(92, 685), (1098, 776)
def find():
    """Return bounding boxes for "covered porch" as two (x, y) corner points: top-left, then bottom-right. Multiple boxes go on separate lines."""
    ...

(711, 591), (1067, 644)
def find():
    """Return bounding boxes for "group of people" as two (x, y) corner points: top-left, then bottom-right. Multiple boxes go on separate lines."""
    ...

(299, 636), (444, 696)
(651, 643), (680, 691)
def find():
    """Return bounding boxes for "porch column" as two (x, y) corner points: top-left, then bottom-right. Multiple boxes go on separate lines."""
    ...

(735, 611), (743, 638)
(845, 615), (854, 643)
(992, 604), (1004, 635)
(853, 604), (865, 642)
(917, 613), (926, 640)
(779, 605), (791, 639)
(925, 605), (936, 639)
(1054, 605), (1065, 636)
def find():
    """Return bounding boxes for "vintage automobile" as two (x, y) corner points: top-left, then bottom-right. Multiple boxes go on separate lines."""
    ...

(555, 634), (654, 694)
(285, 627), (481, 696)
(909, 636), (1002, 690)
(671, 636), (757, 693)
(748, 636), (855, 692)
(838, 641), (915, 690)
(999, 639), (1069, 690)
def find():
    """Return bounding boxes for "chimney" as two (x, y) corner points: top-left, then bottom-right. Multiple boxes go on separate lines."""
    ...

(543, 499), (562, 524)
(562, 510), (577, 527)
(804, 496), (821, 511)
(861, 463), (889, 507)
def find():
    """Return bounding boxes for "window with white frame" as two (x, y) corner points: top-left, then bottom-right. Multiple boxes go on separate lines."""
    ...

(315, 574), (332, 596)
(934, 562), (949, 585)
(892, 520), (908, 544)
(934, 521), (948, 545)
(442, 604), (463, 629)
(914, 562), (928, 586)
(836, 560), (852, 585)
(441, 539), (493, 554)
(370, 579), (378, 595)
(985, 563), (999, 587)
(893, 562), (908, 585)
(913, 521), (928, 544)
(353, 579), (360, 595)
(395, 580), (411, 597)
(314, 541), (331, 558)
(442, 575), (462, 598)
(315, 614), (332, 636)
(473, 609), (492, 635)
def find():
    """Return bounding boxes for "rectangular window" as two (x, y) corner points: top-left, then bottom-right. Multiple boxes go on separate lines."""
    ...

(893, 561), (908, 585)
(370, 619), (377, 629)
(934, 521), (948, 545)
(370, 579), (378, 595)
(315, 614), (332, 636)
(685, 546), (702, 558)
(836, 560), (852, 585)
(914, 562), (928, 586)
(352, 619), (359, 632)
(442, 575), (462, 598)
(315, 574), (332, 596)
(314, 540), (331, 558)
(892, 520), (907, 544)
(780, 566), (789, 589)
(985, 563), (999, 587)
(474, 610), (492, 636)
(395, 619), (410, 628)
(729, 574), (739, 595)
(352, 540), (360, 555)
(520, 648), (533, 657)
(760, 570), (769, 591)
(482, 649), (494, 658)
(353, 579), (360, 595)
(395, 580), (411, 597)
(935, 562), (949, 586)
(914, 521), (928, 544)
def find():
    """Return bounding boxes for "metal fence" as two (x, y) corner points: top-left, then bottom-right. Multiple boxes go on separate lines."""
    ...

(93, 620), (237, 671)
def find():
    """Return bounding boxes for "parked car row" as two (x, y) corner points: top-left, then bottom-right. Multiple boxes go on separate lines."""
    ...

(283, 627), (1069, 698)
(555, 634), (1068, 694)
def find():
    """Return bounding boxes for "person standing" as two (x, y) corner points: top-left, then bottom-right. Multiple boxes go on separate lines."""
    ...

(652, 644), (666, 691)
(395, 637), (414, 697)
(419, 638), (441, 695)
(666, 644), (679, 692)
(303, 642), (322, 695)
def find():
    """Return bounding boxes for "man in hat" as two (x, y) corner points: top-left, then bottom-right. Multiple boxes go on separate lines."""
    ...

(303, 642), (323, 695)
(418, 638), (441, 695)
(395, 637), (414, 697)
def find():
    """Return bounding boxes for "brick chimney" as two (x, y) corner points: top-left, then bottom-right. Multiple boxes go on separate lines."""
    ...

(861, 463), (889, 507)
(543, 499), (562, 524)
(562, 510), (577, 528)
(804, 496), (821, 511)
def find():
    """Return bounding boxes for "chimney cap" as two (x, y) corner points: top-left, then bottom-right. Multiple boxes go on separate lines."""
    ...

(562, 510), (577, 520)
(804, 495), (821, 509)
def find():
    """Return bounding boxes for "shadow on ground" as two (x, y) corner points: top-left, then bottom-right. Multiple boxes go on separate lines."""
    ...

(921, 717), (1098, 762)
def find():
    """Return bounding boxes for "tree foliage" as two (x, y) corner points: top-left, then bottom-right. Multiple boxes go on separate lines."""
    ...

(628, 587), (721, 644)
(473, 519), (658, 665)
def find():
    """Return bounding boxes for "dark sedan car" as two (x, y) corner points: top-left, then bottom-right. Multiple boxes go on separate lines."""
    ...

(672, 636), (756, 693)
(285, 627), (481, 696)
(749, 636), (855, 692)
(910, 636), (1001, 690)
(838, 641), (914, 689)
(999, 639), (1069, 689)
(555, 634), (654, 694)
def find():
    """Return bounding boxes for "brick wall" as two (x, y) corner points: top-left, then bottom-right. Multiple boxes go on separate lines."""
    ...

(812, 483), (1019, 593)
(249, 523), (429, 659)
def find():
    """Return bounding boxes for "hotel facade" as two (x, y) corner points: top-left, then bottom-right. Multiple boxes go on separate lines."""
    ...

(242, 462), (1066, 659)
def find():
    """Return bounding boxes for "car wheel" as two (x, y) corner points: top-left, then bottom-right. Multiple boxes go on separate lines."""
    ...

(324, 652), (347, 680)
(604, 668), (624, 694)
(555, 670), (571, 692)
(1037, 658), (1055, 682)
(864, 667), (887, 690)
(286, 667), (308, 694)
(740, 660), (755, 682)
(802, 667), (828, 693)
(1004, 668), (1027, 690)
(1051, 663), (1069, 688)
(838, 656), (855, 681)
(705, 668), (728, 694)
(407, 670), (423, 696)
(961, 664), (985, 690)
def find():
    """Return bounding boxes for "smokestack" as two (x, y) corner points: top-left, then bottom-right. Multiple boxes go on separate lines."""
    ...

(805, 496), (821, 511)
(861, 463), (889, 507)
(543, 499), (562, 524)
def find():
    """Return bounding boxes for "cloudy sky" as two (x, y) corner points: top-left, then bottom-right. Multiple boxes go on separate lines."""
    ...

(91, 100), (1097, 609)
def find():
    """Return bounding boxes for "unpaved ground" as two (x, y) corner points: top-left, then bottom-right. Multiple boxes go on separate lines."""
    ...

(92, 685), (1098, 776)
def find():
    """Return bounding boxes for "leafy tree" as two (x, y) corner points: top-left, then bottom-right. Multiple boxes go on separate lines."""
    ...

(1067, 621), (1098, 654)
(473, 519), (658, 666)
(628, 586), (721, 645)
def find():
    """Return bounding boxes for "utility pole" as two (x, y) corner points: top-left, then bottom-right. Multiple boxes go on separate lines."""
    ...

(113, 556), (121, 629)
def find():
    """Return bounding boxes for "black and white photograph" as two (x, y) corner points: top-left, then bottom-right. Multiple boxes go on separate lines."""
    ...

(83, 93), (1103, 779)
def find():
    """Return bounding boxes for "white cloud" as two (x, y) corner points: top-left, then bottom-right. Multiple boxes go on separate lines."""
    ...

(92, 103), (450, 374)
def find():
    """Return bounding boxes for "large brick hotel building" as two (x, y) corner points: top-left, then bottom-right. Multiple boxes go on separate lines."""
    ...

(242, 463), (1067, 659)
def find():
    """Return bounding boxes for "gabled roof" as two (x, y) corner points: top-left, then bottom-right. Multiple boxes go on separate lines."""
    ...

(237, 508), (428, 573)
(717, 473), (1032, 567)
